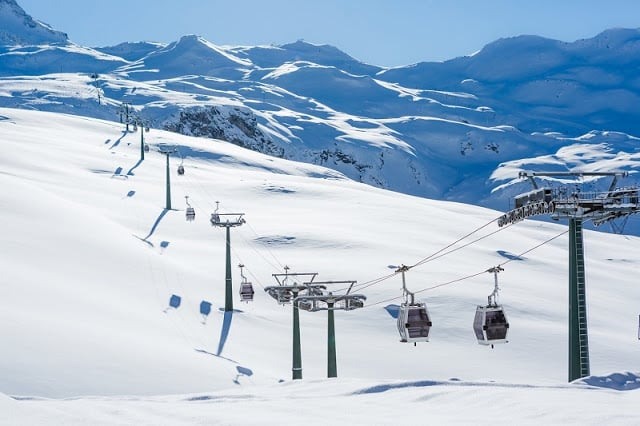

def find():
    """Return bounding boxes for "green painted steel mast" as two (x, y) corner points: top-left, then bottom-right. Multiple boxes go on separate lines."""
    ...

(505, 171), (639, 382)
(327, 301), (337, 378)
(158, 148), (176, 210)
(292, 293), (302, 380)
(224, 226), (233, 312)
(210, 208), (246, 313)
(568, 218), (590, 381)
(140, 124), (146, 160)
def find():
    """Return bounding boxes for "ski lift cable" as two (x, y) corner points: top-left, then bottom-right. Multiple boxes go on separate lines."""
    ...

(243, 222), (286, 269)
(363, 227), (570, 309)
(229, 245), (267, 290)
(408, 215), (502, 270)
(235, 231), (283, 272)
(172, 173), (276, 271)
(342, 215), (514, 294)
(174, 169), (288, 274)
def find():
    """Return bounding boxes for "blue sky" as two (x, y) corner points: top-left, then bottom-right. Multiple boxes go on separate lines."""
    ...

(18, 0), (640, 67)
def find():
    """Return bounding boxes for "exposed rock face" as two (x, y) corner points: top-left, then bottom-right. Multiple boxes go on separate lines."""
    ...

(164, 106), (285, 158)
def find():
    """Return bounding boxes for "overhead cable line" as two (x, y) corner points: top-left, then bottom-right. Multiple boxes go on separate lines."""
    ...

(364, 227), (569, 308)
(345, 215), (513, 294)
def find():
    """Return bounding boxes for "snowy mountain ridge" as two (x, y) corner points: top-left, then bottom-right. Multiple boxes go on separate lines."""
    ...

(2, 1), (640, 233)
(0, 0), (67, 45)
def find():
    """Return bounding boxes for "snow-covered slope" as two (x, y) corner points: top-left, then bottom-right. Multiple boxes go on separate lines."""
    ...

(2, 108), (640, 423)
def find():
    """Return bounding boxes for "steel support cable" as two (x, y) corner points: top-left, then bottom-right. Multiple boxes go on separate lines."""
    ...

(496, 229), (569, 269)
(190, 189), (287, 272)
(363, 227), (570, 309)
(345, 216), (513, 294)
(242, 221), (286, 270)
(178, 167), (287, 273)
(408, 215), (501, 269)
(230, 240), (267, 290)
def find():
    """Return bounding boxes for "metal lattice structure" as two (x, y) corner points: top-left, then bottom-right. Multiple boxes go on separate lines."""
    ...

(498, 171), (640, 381)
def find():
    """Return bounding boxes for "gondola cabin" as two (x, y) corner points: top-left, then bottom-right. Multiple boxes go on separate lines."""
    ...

(239, 282), (255, 302)
(185, 207), (195, 221)
(144, 143), (150, 152)
(397, 302), (432, 343)
(177, 165), (185, 175)
(473, 305), (509, 347)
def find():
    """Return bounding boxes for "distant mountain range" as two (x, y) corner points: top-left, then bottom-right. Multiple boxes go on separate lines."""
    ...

(2, 0), (640, 232)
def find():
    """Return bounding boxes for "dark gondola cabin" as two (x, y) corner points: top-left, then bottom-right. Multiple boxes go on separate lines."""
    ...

(397, 302), (432, 343)
(473, 305), (509, 347)
(177, 165), (185, 175)
(144, 143), (150, 152)
(185, 206), (195, 222)
(239, 282), (255, 302)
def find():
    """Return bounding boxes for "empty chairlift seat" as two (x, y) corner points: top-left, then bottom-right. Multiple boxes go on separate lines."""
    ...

(397, 302), (432, 343)
(473, 305), (509, 347)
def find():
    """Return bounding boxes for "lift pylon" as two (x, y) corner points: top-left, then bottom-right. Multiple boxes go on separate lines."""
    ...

(264, 267), (322, 380)
(210, 206), (246, 312)
(502, 170), (640, 381)
(158, 147), (177, 210)
(295, 280), (366, 378)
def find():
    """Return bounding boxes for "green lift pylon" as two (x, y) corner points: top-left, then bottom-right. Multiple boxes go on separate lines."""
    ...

(503, 171), (640, 382)
(295, 281), (366, 379)
(293, 295), (302, 379)
(137, 120), (149, 160)
(264, 269), (321, 380)
(569, 218), (590, 381)
(210, 203), (246, 312)
(158, 147), (176, 210)
(327, 301), (337, 378)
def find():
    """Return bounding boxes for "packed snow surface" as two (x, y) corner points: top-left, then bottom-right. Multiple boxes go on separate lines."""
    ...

(1, 108), (639, 424)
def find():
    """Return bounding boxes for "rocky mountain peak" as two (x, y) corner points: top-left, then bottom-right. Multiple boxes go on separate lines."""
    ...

(0, 0), (68, 45)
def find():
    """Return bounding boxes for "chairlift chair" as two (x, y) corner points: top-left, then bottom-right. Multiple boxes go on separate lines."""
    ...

(397, 302), (432, 343)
